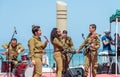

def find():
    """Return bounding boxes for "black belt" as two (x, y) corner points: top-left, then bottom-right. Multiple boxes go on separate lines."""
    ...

(57, 49), (64, 52)
(34, 52), (43, 54)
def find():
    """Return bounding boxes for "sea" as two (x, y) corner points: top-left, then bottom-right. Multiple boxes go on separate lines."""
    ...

(0, 49), (117, 69)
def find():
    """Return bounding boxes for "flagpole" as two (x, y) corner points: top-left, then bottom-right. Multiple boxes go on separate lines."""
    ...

(110, 22), (111, 32)
(115, 17), (118, 76)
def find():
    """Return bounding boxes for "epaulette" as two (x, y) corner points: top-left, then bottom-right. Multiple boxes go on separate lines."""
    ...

(96, 34), (101, 39)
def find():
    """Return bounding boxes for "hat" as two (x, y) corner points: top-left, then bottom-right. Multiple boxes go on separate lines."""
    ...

(104, 29), (111, 34)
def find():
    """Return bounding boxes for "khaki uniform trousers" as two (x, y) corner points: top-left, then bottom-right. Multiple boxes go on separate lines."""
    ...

(84, 51), (98, 77)
(32, 54), (42, 77)
(63, 53), (70, 72)
(54, 52), (63, 77)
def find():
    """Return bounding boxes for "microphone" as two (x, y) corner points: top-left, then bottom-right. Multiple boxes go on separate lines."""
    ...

(43, 36), (47, 40)
(14, 27), (17, 34)
(82, 33), (84, 37)
(82, 33), (85, 40)
(43, 36), (49, 42)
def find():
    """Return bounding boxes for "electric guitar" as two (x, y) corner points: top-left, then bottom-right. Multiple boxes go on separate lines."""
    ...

(82, 33), (98, 56)
(83, 43), (91, 56)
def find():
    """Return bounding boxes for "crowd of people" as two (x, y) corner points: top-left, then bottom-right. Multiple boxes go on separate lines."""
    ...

(0, 24), (120, 77)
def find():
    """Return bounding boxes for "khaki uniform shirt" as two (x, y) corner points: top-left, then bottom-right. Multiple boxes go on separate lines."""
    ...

(62, 36), (74, 51)
(2, 43), (24, 60)
(78, 33), (100, 52)
(28, 36), (47, 60)
(53, 37), (64, 52)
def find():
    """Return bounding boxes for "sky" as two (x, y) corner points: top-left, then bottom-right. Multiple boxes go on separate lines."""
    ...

(0, 0), (120, 50)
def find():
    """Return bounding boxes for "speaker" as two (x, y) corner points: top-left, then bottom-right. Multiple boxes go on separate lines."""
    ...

(97, 64), (102, 74)
(111, 62), (120, 74)
(97, 63), (109, 74)
(66, 67), (84, 77)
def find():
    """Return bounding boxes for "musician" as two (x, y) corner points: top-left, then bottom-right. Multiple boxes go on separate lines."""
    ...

(76, 24), (100, 77)
(50, 28), (64, 77)
(2, 38), (24, 66)
(28, 25), (48, 77)
(101, 30), (113, 63)
(62, 30), (74, 72)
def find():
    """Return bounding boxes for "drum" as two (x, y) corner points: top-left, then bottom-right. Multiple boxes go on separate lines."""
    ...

(1, 60), (14, 73)
(24, 64), (34, 77)
(15, 63), (34, 77)
(21, 55), (29, 61)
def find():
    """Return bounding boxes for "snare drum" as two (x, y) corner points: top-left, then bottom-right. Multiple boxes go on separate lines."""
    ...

(15, 63), (34, 77)
(1, 60), (14, 73)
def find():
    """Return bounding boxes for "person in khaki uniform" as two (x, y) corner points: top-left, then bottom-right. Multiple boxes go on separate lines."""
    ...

(76, 24), (100, 77)
(2, 38), (24, 66)
(50, 28), (64, 77)
(28, 25), (48, 77)
(62, 30), (74, 72)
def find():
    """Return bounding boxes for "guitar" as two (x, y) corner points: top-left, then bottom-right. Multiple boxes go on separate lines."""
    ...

(83, 43), (91, 56)
(82, 33), (98, 56)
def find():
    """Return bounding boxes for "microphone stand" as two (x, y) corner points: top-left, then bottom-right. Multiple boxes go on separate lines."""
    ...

(5, 27), (17, 77)
(62, 50), (81, 77)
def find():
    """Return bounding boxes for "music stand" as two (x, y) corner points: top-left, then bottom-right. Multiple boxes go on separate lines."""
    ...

(4, 27), (17, 77)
